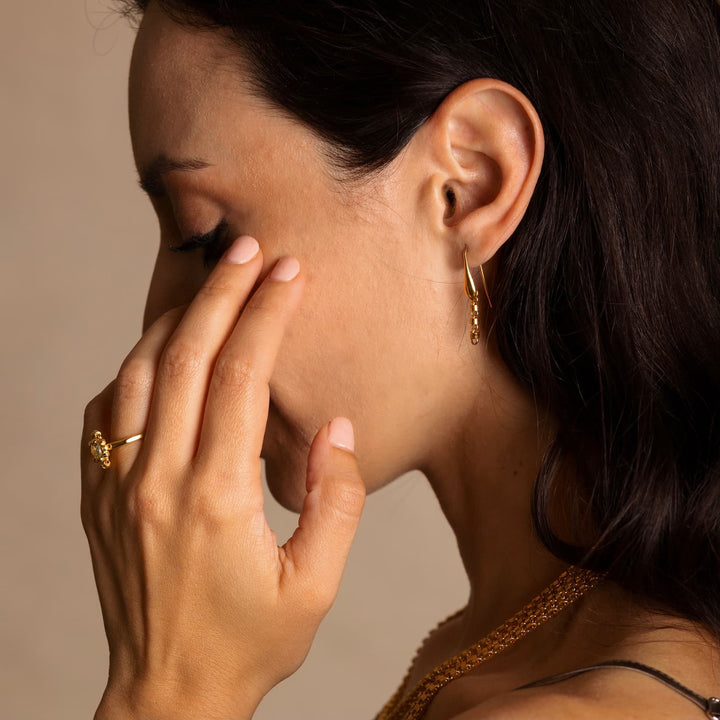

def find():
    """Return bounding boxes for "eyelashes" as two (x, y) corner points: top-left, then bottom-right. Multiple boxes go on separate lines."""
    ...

(168, 219), (231, 269)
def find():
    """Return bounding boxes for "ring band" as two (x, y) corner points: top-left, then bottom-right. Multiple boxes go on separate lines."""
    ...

(89, 430), (143, 470)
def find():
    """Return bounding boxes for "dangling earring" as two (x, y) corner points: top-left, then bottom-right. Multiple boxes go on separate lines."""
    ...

(463, 246), (492, 345)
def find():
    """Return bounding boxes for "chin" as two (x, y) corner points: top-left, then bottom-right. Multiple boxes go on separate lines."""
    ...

(261, 398), (311, 513)
(263, 455), (307, 513)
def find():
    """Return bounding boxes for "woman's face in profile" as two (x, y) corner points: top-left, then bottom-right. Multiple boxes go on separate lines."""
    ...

(128, 2), (482, 508)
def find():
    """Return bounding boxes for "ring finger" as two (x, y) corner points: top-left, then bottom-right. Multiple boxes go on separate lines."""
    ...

(109, 304), (188, 474)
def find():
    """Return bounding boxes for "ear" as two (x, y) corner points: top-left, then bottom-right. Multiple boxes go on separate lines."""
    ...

(418, 78), (544, 265)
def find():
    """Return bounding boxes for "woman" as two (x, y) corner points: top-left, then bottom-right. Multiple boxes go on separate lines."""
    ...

(81, 0), (720, 717)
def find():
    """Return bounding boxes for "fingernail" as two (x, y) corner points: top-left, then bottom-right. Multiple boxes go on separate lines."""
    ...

(270, 257), (300, 282)
(328, 417), (355, 453)
(225, 235), (260, 264)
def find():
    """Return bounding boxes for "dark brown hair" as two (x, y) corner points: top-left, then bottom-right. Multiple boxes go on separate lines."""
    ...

(119, 0), (720, 635)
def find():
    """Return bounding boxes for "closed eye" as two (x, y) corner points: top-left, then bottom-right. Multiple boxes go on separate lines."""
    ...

(169, 219), (230, 269)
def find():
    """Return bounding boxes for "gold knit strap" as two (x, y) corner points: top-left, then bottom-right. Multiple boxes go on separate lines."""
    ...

(375, 566), (605, 720)
(376, 608), (465, 720)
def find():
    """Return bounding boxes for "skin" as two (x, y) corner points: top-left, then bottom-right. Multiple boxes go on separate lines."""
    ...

(81, 2), (720, 718)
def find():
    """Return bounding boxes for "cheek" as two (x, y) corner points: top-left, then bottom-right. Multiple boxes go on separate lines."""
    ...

(273, 265), (378, 392)
(267, 254), (409, 462)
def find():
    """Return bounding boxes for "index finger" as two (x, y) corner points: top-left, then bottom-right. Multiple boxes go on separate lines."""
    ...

(142, 235), (264, 464)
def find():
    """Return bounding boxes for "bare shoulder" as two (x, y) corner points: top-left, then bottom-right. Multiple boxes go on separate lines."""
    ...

(448, 688), (615, 720)
(421, 596), (717, 720)
(446, 680), (710, 720)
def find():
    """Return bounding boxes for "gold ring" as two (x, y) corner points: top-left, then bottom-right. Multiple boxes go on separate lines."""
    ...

(89, 430), (143, 470)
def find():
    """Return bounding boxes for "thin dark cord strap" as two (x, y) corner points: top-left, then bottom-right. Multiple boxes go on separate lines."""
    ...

(516, 660), (720, 719)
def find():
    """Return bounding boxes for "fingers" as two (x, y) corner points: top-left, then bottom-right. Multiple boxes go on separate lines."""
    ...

(109, 305), (187, 470)
(143, 236), (264, 463)
(194, 256), (304, 475)
(82, 381), (115, 491)
(81, 380), (129, 639)
(282, 419), (365, 612)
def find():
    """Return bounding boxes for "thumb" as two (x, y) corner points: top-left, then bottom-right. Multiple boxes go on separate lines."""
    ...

(283, 417), (366, 611)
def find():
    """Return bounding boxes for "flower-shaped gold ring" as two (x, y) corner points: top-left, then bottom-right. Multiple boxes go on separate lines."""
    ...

(89, 430), (143, 470)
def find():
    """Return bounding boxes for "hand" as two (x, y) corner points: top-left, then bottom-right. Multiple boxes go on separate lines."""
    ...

(81, 236), (366, 719)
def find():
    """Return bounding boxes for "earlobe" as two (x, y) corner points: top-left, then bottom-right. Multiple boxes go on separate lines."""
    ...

(430, 78), (545, 263)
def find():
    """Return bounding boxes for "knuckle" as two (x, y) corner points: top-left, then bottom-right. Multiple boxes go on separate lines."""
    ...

(186, 487), (233, 529)
(331, 477), (366, 521)
(126, 483), (168, 528)
(83, 399), (97, 426)
(115, 356), (154, 402)
(160, 304), (188, 324)
(159, 340), (206, 381)
(304, 582), (336, 616)
(245, 294), (278, 319)
(340, 486), (366, 518)
(196, 279), (233, 302)
(82, 486), (113, 539)
(147, 304), (187, 333)
(83, 382), (113, 426)
(212, 352), (257, 389)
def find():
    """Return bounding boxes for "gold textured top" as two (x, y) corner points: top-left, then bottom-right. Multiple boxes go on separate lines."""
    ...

(375, 566), (605, 720)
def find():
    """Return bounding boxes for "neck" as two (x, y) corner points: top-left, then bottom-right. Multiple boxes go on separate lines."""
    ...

(421, 359), (574, 648)
(415, 353), (713, 688)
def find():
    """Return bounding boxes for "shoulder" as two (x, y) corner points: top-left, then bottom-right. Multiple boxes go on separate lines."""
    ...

(448, 689), (608, 720)
(445, 679), (710, 720)
(422, 670), (616, 720)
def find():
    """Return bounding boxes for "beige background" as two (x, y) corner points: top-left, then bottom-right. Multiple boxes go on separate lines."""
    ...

(0, 2), (467, 718)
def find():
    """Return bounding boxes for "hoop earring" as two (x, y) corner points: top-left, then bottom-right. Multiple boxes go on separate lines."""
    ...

(463, 246), (492, 345)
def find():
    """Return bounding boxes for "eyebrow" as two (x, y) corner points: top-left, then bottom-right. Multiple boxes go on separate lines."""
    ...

(138, 155), (212, 197)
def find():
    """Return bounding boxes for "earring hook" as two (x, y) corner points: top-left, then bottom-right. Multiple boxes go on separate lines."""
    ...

(463, 247), (492, 308)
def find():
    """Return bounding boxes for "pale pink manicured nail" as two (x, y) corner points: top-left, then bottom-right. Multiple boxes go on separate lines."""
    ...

(225, 235), (259, 264)
(270, 257), (300, 282)
(328, 417), (355, 452)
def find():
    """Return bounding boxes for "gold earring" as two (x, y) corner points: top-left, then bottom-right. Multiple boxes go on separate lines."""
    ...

(463, 246), (492, 345)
